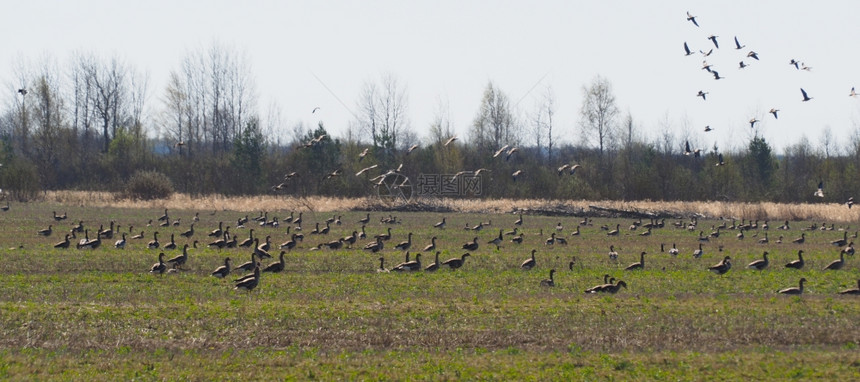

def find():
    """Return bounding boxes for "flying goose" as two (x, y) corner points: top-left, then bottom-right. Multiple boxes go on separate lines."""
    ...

(707, 35), (719, 49)
(686, 11), (698, 27)
(769, 108), (779, 119)
(733, 36), (745, 50)
(801, 88), (813, 102)
(697, 90), (708, 100)
(778, 278), (807, 295)
(444, 135), (458, 146)
(747, 51), (759, 60)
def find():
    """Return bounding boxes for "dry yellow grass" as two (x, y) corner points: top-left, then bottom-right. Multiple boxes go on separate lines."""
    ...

(41, 191), (860, 222)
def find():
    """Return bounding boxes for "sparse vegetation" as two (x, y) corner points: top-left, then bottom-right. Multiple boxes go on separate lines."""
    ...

(123, 170), (175, 200)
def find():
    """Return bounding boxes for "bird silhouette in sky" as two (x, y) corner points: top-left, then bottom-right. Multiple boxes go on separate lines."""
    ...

(801, 88), (812, 102)
(697, 90), (708, 100)
(747, 51), (759, 60)
(769, 108), (779, 119)
(686, 11), (699, 27)
(707, 35), (719, 49)
(684, 42), (694, 56)
(734, 36), (745, 50)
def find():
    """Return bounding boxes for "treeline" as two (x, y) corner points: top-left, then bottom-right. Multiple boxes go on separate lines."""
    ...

(1, 46), (858, 204)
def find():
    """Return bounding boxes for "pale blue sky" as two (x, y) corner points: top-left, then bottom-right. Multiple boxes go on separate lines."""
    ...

(3, 0), (859, 153)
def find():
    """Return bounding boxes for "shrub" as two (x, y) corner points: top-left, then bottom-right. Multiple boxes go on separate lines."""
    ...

(124, 170), (174, 200)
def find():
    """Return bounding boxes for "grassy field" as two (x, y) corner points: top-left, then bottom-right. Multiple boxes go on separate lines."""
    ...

(1, 200), (859, 380)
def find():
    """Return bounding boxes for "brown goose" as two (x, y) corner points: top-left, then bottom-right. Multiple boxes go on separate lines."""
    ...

(147, 231), (160, 249)
(234, 266), (260, 292)
(375, 227), (393, 241)
(540, 269), (556, 287)
(625, 252), (646, 270)
(393, 253), (422, 272)
(584, 275), (615, 293)
(604, 280), (628, 294)
(359, 213), (371, 224)
(709, 256), (732, 274)
(514, 213), (523, 226)
(150, 253), (167, 275)
(668, 243), (679, 256)
(693, 243), (704, 258)
(114, 233), (127, 249)
(342, 231), (358, 248)
(377, 257), (390, 273)
(823, 252), (845, 270)
(254, 238), (272, 259)
(778, 278), (807, 295)
(166, 244), (189, 269)
(785, 250), (805, 269)
(131, 231), (145, 240)
(838, 280), (860, 295)
(423, 236), (437, 252)
(842, 242), (855, 256)
(280, 234), (298, 251)
(37, 225), (53, 236)
(263, 251), (286, 273)
(489, 229), (504, 249)
(238, 229), (255, 248)
(211, 257), (231, 278)
(831, 231), (848, 247)
(442, 253), (470, 270)
(395, 232), (413, 251)
(606, 224), (620, 236)
(180, 224), (194, 239)
(236, 253), (258, 273)
(163, 234), (177, 250)
(747, 252), (769, 271)
(792, 233), (806, 244)
(209, 222), (224, 237)
(424, 252), (440, 272)
(364, 237), (384, 253)
(521, 249), (537, 270)
(54, 234), (71, 249)
(462, 237), (479, 251)
(511, 233), (524, 244)
(433, 217), (446, 229)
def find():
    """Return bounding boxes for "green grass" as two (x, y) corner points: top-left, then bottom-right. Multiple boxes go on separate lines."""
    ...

(0, 203), (859, 379)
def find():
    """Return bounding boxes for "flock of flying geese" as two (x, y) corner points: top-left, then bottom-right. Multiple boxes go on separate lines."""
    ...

(32, 206), (860, 296)
(682, 11), (858, 168)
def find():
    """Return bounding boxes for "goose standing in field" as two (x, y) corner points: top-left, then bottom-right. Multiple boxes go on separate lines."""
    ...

(511, 233), (524, 244)
(54, 234), (71, 249)
(625, 252), (646, 270)
(585, 275), (614, 293)
(785, 250), (805, 269)
(606, 224), (620, 236)
(668, 243), (679, 256)
(262, 251), (286, 273)
(521, 249), (537, 270)
(209, 222), (224, 237)
(53, 211), (67, 221)
(433, 217), (446, 229)
(377, 257), (389, 273)
(421, 236), (438, 252)
(823, 252), (845, 271)
(393, 253), (422, 272)
(758, 232), (769, 244)
(792, 233), (806, 244)
(842, 242), (855, 256)
(395, 232), (413, 251)
(375, 227), (393, 241)
(608, 245), (619, 260)
(236, 253), (258, 273)
(540, 269), (556, 287)
(514, 213), (523, 226)
(253, 238), (272, 259)
(163, 234), (177, 250)
(131, 231), (145, 240)
(37, 225), (53, 236)
(238, 229), (255, 248)
(364, 237), (384, 253)
(489, 229), (504, 249)
(180, 223), (194, 239)
(424, 252), (440, 272)
(778, 278), (807, 295)
(211, 257), (232, 278)
(442, 253), (470, 270)
(114, 233), (127, 249)
(839, 280), (860, 295)
(234, 266), (260, 292)
(604, 280), (627, 294)
(747, 251), (769, 271)
(462, 237), (479, 251)
(693, 243), (704, 258)
(831, 232), (848, 247)
(150, 253), (167, 275)
(708, 256), (732, 275)
(166, 244), (189, 269)
(570, 226), (580, 236)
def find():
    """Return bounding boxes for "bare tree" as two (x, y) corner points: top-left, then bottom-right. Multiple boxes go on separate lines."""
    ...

(821, 125), (834, 158)
(356, 73), (411, 164)
(471, 81), (518, 151)
(579, 75), (619, 157)
(428, 96), (454, 145)
(530, 85), (556, 163)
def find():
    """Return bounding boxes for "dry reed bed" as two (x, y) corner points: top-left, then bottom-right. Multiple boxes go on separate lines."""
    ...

(42, 191), (860, 223)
